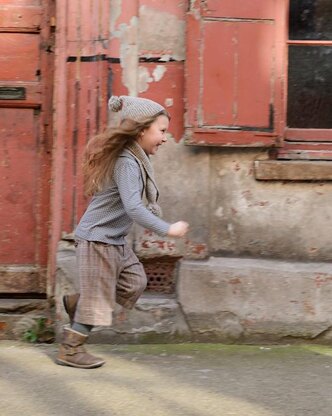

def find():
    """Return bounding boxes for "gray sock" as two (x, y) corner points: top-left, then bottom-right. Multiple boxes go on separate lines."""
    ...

(72, 322), (93, 335)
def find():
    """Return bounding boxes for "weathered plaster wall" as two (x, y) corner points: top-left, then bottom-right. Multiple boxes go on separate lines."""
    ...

(108, 1), (332, 262)
(208, 149), (332, 261)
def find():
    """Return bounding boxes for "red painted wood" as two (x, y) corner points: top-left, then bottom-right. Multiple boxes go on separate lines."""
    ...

(0, 0), (53, 292)
(0, 82), (42, 108)
(286, 129), (332, 142)
(237, 22), (275, 127)
(185, 130), (277, 147)
(185, 4), (201, 127)
(0, 109), (38, 263)
(0, 34), (40, 81)
(201, 0), (276, 19)
(202, 21), (234, 126)
(51, 0), (110, 277)
(288, 40), (332, 46)
(186, 0), (284, 146)
(278, 141), (332, 160)
(0, 4), (42, 31)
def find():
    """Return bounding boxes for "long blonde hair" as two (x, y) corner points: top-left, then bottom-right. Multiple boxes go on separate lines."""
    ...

(83, 110), (169, 196)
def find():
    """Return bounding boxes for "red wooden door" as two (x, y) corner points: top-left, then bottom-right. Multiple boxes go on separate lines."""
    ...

(0, 0), (54, 293)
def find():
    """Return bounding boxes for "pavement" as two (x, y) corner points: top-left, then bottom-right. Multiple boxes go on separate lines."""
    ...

(1, 341), (332, 416)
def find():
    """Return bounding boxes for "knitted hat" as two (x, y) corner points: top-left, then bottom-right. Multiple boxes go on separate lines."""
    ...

(108, 95), (165, 122)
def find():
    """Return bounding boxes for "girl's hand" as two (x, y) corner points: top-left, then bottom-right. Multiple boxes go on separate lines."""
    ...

(167, 221), (189, 238)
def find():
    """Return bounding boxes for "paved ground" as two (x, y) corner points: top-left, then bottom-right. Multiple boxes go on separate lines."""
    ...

(1, 341), (332, 416)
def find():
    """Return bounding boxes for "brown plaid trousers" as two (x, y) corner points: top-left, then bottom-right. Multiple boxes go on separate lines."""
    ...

(74, 240), (147, 326)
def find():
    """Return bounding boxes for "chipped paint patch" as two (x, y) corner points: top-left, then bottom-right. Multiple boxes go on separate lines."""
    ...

(110, 0), (122, 35)
(139, 6), (185, 61)
(117, 16), (139, 95)
(138, 66), (153, 93)
(138, 65), (168, 93)
(189, 0), (201, 20)
(153, 65), (167, 82)
(165, 98), (174, 107)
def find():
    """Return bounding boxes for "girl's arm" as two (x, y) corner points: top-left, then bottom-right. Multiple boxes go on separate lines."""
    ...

(114, 158), (171, 236)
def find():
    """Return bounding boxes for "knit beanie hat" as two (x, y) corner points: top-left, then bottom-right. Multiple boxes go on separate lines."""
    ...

(108, 95), (165, 122)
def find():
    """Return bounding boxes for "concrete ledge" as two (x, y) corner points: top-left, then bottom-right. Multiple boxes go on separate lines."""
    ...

(178, 257), (332, 343)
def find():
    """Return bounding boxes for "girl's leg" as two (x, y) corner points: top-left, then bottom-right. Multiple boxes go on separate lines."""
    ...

(116, 244), (147, 309)
(63, 293), (80, 324)
(56, 240), (117, 368)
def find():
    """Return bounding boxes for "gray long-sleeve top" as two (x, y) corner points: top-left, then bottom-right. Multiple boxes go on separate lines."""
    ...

(75, 150), (170, 244)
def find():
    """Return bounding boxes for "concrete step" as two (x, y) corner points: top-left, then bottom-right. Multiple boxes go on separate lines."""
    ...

(57, 293), (191, 344)
(0, 299), (51, 341)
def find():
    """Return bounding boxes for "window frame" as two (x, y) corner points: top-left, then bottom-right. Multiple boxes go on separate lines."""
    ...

(278, 26), (332, 160)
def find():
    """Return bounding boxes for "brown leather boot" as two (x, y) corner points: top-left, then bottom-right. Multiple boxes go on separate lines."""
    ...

(56, 328), (105, 369)
(63, 293), (80, 324)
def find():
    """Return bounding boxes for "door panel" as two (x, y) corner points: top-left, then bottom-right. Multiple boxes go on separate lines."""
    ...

(202, 21), (275, 128)
(0, 0), (52, 293)
(186, 0), (286, 146)
(0, 109), (38, 264)
(0, 34), (40, 80)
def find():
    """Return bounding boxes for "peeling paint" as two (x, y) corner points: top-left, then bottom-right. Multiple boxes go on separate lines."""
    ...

(152, 65), (166, 82)
(138, 66), (153, 93)
(139, 6), (185, 61)
(138, 64), (167, 93)
(117, 17), (139, 95)
(189, 0), (201, 20)
(164, 98), (174, 107)
(110, 0), (122, 35)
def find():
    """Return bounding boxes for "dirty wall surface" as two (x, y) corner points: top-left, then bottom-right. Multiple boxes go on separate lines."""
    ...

(109, 0), (332, 262)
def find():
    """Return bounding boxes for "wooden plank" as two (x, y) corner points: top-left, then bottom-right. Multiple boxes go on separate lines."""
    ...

(278, 141), (332, 160)
(0, 108), (39, 264)
(0, 5), (42, 32)
(0, 34), (40, 81)
(185, 129), (277, 147)
(202, 20), (275, 128)
(255, 159), (332, 181)
(285, 129), (332, 142)
(278, 150), (332, 160)
(202, 21), (234, 125)
(201, 0), (276, 19)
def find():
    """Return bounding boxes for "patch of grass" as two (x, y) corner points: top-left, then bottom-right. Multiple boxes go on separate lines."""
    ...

(23, 317), (55, 344)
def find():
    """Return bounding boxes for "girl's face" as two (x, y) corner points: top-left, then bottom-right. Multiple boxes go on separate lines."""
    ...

(138, 115), (169, 155)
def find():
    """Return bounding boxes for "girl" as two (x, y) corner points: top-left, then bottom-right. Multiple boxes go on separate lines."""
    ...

(56, 95), (189, 368)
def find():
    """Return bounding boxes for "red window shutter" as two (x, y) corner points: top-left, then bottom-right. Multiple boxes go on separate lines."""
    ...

(185, 0), (286, 147)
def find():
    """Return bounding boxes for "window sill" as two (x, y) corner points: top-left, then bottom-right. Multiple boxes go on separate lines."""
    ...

(254, 159), (332, 181)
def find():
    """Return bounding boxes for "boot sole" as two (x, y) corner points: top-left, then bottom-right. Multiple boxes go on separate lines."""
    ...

(55, 358), (105, 369)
